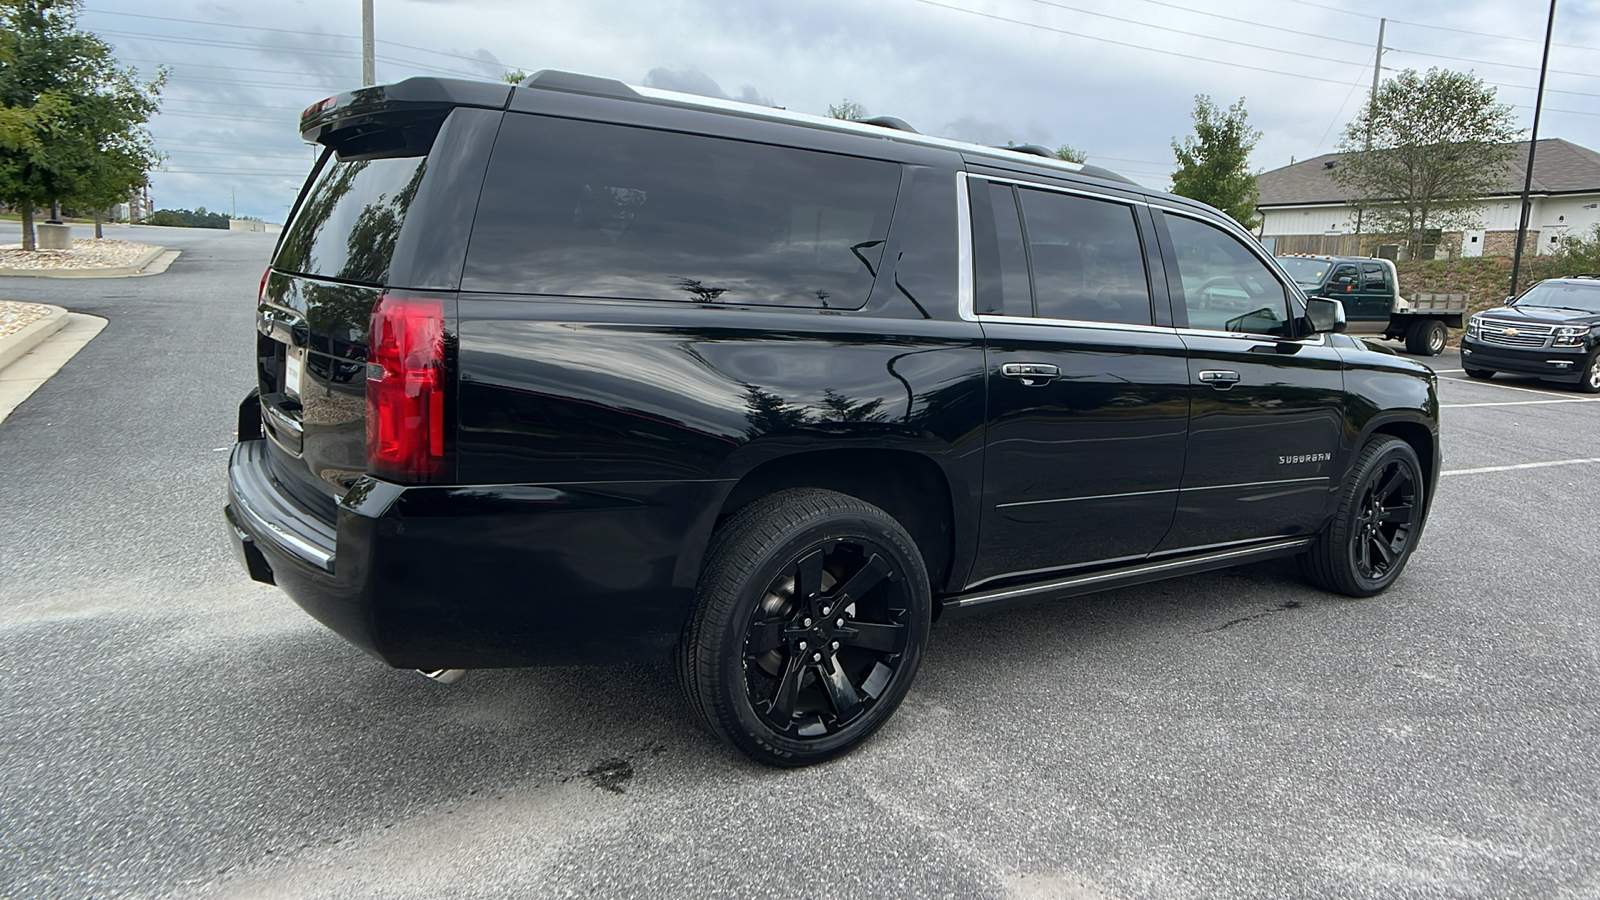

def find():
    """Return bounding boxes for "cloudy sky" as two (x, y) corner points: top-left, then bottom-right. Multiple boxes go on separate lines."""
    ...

(77, 0), (1600, 222)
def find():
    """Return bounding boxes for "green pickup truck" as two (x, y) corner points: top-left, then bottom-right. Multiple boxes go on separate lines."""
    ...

(1277, 255), (1466, 356)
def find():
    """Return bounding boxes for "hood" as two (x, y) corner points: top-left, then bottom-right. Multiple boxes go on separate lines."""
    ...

(1482, 304), (1600, 326)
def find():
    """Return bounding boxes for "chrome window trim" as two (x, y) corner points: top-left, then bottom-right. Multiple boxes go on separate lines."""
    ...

(1175, 327), (1329, 347)
(956, 171), (975, 322)
(956, 171), (1171, 332)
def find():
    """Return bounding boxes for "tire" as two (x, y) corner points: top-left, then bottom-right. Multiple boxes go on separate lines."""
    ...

(1405, 319), (1448, 356)
(680, 488), (932, 766)
(1464, 367), (1495, 380)
(1578, 350), (1600, 394)
(1299, 436), (1425, 598)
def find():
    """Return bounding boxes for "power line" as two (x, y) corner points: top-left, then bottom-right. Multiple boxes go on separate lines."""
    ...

(83, 8), (358, 41)
(1389, 45), (1600, 81)
(1115, 0), (1371, 49)
(1274, 0), (1597, 54)
(906, 0), (1360, 87)
(1015, 0), (1371, 59)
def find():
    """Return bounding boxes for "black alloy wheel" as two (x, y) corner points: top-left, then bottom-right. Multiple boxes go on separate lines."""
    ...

(681, 489), (931, 766)
(1579, 350), (1600, 394)
(1299, 436), (1425, 597)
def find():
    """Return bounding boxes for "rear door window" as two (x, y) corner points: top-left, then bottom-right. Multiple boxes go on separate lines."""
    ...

(463, 115), (900, 308)
(1017, 187), (1152, 326)
(970, 181), (1030, 316)
(274, 154), (428, 286)
(1361, 262), (1389, 292)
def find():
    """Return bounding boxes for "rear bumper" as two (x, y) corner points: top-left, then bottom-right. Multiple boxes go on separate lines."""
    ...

(1459, 338), (1588, 382)
(224, 437), (714, 669)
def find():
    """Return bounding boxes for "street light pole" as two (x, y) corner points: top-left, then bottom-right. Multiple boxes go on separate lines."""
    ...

(362, 0), (375, 87)
(1510, 0), (1557, 299)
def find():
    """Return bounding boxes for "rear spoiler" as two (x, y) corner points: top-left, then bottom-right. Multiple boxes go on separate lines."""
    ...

(300, 72), (638, 157)
(300, 77), (514, 157)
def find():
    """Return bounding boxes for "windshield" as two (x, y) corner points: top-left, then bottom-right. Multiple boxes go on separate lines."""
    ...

(1513, 280), (1600, 313)
(1276, 257), (1331, 286)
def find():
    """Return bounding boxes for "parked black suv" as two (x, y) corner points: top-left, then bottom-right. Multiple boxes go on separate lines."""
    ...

(1461, 275), (1600, 392)
(225, 71), (1441, 765)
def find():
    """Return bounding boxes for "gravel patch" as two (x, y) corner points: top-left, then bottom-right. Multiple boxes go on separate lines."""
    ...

(0, 239), (157, 270)
(0, 300), (55, 339)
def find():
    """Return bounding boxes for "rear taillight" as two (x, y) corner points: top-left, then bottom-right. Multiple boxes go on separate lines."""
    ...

(366, 295), (447, 482)
(258, 267), (270, 304)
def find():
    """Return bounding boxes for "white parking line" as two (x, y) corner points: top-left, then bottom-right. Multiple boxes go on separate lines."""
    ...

(1437, 375), (1583, 399)
(1434, 368), (1466, 374)
(1444, 398), (1600, 408)
(1442, 457), (1600, 476)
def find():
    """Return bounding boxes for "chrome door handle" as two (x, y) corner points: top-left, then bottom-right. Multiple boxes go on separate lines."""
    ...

(1001, 363), (1061, 386)
(1197, 369), (1241, 389)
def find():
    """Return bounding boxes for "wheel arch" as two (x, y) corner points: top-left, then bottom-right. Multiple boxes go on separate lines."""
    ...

(1358, 415), (1439, 516)
(674, 445), (963, 599)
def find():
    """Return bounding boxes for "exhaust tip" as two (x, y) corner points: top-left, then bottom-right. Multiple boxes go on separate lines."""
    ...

(418, 668), (470, 685)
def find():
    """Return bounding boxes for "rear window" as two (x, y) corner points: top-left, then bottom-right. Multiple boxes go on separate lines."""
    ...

(462, 115), (901, 308)
(275, 154), (428, 286)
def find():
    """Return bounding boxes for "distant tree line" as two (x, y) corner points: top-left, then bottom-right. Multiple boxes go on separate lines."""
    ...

(144, 207), (228, 229)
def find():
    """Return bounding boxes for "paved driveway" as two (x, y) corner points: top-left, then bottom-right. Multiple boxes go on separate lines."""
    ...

(2, 235), (1597, 899)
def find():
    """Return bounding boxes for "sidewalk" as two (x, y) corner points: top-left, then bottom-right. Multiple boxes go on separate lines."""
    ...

(0, 304), (108, 425)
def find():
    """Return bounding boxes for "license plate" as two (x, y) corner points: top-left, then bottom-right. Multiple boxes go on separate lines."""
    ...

(284, 350), (303, 397)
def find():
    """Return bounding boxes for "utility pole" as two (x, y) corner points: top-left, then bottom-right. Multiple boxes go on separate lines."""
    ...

(231, 187), (236, 219)
(362, 0), (375, 86)
(1511, 0), (1557, 299)
(1353, 17), (1385, 257)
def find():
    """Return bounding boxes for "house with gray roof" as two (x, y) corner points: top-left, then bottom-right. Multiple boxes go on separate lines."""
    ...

(1254, 138), (1600, 258)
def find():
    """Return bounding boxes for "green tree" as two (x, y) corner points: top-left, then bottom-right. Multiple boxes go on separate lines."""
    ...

(0, 0), (164, 250)
(1055, 144), (1087, 164)
(503, 69), (528, 85)
(1333, 68), (1519, 259)
(1170, 95), (1262, 229)
(827, 98), (866, 120)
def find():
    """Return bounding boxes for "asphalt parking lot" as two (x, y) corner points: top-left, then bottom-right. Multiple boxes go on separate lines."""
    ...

(2, 228), (1598, 899)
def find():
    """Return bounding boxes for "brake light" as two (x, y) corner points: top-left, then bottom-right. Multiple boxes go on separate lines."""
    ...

(258, 268), (270, 304)
(366, 295), (446, 482)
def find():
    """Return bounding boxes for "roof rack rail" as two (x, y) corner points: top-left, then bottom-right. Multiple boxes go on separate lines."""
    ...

(518, 69), (638, 99)
(1001, 143), (1058, 159)
(1569, 273), (1600, 279)
(857, 116), (918, 134)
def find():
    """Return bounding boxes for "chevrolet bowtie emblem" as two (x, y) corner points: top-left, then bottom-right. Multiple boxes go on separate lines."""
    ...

(1503, 327), (1519, 335)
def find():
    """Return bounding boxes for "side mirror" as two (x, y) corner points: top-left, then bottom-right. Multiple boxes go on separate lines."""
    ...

(1305, 296), (1347, 334)
(1504, 296), (1516, 306)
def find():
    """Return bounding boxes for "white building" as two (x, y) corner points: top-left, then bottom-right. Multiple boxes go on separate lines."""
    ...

(1255, 139), (1600, 258)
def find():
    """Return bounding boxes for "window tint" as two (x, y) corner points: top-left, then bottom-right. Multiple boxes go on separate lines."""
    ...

(463, 115), (900, 308)
(1163, 213), (1291, 336)
(1361, 262), (1388, 291)
(275, 154), (428, 286)
(1330, 264), (1359, 290)
(1018, 188), (1151, 325)
(970, 181), (1029, 315)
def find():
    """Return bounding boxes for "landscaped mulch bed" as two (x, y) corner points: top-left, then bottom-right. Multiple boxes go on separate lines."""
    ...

(0, 300), (55, 339)
(0, 238), (156, 271)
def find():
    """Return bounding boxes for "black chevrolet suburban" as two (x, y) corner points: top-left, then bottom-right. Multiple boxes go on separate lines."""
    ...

(225, 71), (1441, 765)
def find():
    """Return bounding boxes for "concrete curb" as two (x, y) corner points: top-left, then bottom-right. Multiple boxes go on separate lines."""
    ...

(0, 244), (167, 278)
(0, 304), (68, 372)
